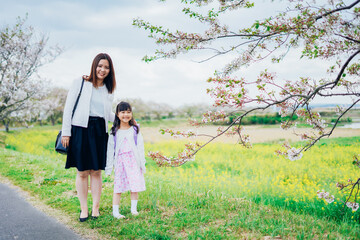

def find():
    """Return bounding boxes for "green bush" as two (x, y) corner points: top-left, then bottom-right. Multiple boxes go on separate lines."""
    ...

(228, 113), (298, 125)
(331, 117), (352, 123)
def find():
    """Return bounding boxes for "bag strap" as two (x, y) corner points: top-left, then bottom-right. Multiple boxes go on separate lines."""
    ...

(71, 78), (85, 119)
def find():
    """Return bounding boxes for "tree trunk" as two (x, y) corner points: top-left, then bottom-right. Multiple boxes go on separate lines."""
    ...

(2, 120), (9, 132)
(50, 116), (55, 126)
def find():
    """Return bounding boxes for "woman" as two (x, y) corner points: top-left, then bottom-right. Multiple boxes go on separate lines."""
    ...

(61, 53), (116, 222)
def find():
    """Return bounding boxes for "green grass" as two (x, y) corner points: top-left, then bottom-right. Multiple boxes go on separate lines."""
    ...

(0, 131), (6, 148)
(1, 126), (360, 239)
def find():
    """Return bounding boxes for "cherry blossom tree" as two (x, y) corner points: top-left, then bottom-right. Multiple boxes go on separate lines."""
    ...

(0, 16), (61, 131)
(38, 87), (67, 126)
(3, 98), (42, 131)
(134, 0), (360, 211)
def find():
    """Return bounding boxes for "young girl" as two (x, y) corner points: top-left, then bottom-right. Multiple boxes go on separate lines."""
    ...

(105, 101), (146, 219)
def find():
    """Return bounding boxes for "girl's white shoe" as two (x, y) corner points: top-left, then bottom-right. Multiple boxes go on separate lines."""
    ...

(113, 213), (125, 219)
(131, 211), (139, 216)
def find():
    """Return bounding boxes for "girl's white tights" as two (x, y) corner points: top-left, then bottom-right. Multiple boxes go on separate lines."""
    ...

(131, 200), (138, 215)
(112, 205), (125, 219)
(112, 192), (139, 218)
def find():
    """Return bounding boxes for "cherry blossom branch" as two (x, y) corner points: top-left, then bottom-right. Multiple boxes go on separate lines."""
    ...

(317, 92), (360, 97)
(335, 33), (360, 44)
(343, 178), (360, 211)
(302, 98), (360, 152)
(331, 49), (360, 89)
(315, 0), (360, 20)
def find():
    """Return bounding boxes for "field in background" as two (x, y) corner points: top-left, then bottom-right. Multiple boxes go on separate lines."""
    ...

(141, 123), (360, 144)
(1, 125), (360, 239)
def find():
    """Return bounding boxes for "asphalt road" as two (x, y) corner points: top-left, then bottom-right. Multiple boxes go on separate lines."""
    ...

(0, 183), (83, 240)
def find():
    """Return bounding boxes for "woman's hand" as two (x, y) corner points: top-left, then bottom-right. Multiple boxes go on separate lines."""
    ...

(61, 136), (70, 148)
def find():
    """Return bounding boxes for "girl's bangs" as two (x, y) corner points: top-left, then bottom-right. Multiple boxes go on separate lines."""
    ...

(117, 102), (132, 112)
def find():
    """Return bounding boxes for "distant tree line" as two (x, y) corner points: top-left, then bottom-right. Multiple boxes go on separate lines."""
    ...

(227, 111), (352, 126)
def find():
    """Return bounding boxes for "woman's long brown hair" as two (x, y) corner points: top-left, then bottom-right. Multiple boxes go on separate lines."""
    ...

(87, 53), (116, 94)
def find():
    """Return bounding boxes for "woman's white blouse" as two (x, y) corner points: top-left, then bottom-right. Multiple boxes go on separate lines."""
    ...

(105, 127), (146, 175)
(89, 85), (106, 117)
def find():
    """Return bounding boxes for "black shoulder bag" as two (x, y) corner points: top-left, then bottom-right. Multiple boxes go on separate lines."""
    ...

(55, 78), (85, 154)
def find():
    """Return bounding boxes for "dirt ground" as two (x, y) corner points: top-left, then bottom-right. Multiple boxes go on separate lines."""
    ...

(141, 125), (360, 144)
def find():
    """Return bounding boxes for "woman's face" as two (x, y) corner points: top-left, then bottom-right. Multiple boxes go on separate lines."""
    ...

(117, 110), (133, 124)
(96, 59), (110, 81)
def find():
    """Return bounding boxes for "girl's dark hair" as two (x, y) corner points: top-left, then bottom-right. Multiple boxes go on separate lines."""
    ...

(111, 101), (139, 136)
(87, 53), (116, 94)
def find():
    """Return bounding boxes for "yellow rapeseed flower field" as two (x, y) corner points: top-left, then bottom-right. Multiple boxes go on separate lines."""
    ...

(145, 140), (359, 204)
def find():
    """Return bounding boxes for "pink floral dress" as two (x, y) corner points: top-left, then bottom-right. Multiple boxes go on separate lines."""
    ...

(113, 138), (146, 193)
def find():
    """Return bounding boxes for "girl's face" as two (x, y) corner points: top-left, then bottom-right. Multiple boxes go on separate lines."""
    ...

(117, 109), (132, 124)
(96, 59), (110, 81)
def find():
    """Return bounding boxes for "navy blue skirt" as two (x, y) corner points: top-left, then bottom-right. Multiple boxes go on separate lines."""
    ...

(65, 117), (108, 171)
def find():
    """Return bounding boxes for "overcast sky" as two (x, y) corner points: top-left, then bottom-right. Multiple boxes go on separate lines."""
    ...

(0, 0), (350, 107)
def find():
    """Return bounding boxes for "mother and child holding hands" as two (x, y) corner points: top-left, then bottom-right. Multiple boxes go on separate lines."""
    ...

(61, 53), (146, 222)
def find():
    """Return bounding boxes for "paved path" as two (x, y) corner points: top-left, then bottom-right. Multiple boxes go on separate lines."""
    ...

(0, 183), (84, 240)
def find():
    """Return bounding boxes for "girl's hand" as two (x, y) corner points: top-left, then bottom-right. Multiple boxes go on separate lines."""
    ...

(61, 136), (70, 148)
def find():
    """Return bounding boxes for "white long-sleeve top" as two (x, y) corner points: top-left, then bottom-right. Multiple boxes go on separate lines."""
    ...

(89, 85), (106, 117)
(62, 77), (115, 137)
(105, 127), (146, 175)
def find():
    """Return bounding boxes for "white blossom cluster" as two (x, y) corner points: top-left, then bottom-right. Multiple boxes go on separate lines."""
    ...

(287, 147), (303, 161)
(317, 190), (334, 203)
(201, 110), (226, 123)
(335, 105), (344, 116)
(346, 202), (360, 212)
(306, 118), (326, 129)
